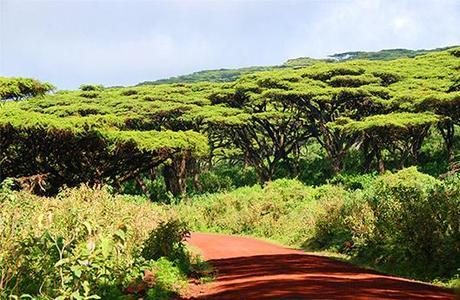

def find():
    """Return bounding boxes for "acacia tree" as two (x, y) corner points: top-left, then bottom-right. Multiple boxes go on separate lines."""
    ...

(267, 85), (389, 173)
(418, 93), (460, 163)
(344, 113), (439, 173)
(208, 67), (393, 176)
(0, 77), (55, 101)
(0, 124), (207, 195)
(207, 78), (314, 183)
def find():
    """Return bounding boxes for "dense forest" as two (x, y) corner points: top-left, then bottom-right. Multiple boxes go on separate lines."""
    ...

(2, 47), (459, 195)
(1, 47), (460, 298)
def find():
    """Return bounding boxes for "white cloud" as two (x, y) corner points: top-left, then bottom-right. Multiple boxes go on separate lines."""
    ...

(391, 16), (416, 31)
(1, 0), (459, 89)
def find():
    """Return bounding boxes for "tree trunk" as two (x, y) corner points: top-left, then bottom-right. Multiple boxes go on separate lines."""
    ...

(162, 152), (189, 197)
(362, 138), (373, 172)
(439, 122), (455, 163)
(189, 156), (203, 192)
(329, 152), (346, 174)
(376, 149), (385, 174)
(254, 163), (273, 184)
(135, 175), (151, 199)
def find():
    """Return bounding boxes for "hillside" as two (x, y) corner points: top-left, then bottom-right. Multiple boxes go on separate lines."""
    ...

(137, 46), (458, 86)
(329, 45), (458, 61)
(137, 66), (276, 86)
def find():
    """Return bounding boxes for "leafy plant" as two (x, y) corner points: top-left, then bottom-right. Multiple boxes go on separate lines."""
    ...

(0, 185), (193, 299)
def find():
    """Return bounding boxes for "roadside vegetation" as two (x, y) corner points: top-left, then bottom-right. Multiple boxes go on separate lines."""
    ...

(1, 46), (460, 296)
(176, 168), (460, 284)
(0, 182), (210, 299)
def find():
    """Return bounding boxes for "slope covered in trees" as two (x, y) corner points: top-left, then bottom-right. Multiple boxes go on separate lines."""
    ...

(137, 46), (458, 86)
(329, 45), (458, 61)
(0, 47), (459, 197)
(137, 66), (276, 86)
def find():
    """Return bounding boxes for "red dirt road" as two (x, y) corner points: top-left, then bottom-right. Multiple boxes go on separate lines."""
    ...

(185, 232), (455, 300)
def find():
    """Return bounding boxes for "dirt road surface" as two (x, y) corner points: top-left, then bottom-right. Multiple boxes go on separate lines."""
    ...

(184, 232), (455, 300)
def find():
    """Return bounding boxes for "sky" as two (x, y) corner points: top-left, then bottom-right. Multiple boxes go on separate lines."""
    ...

(1, 0), (459, 89)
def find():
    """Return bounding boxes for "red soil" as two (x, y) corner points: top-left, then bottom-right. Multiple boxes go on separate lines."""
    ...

(184, 232), (455, 300)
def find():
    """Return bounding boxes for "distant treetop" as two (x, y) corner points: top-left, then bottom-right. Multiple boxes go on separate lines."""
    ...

(0, 77), (55, 101)
(136, 45), (459, 86)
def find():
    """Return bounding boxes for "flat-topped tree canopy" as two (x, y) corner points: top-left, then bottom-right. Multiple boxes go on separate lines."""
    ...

(0, 46), (459, 191)
(342, 112), (441, 172)
(0, 83), (227, 194)
(343, 112), (440, 134)
(0, 77), (55, 101)
(415, 92), (460, 124)
(213, 47), (459, 174)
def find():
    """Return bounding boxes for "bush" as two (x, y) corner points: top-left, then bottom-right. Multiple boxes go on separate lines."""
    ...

(142, 219), (190, 265)
(190, 165), (258, 194)
(308, 185), (351, 250)
(79, 84), (103, 91)
(315, 167), (460, 279)
(145, 258), (187, 300)
(329, 173), (377, 190)
(176, 169), (460, 281)
(177, 179), (319, 246)
(363, 168), (441, 266)
(0, 185), (190, 299)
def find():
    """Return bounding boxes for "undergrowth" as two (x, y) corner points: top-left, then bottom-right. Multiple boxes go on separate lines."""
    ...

(175, 168), (460, 284)
(0, 183), (209, 299)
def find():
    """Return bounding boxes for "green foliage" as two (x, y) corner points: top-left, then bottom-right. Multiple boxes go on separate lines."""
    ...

(329, 173), (377, 190)
(79, 84), (104, 91)
(1, 46), (460, 196)
(329, 46), (458, 61)
(176, 169), (460, 281)
(313, 168), (460, 279)
(5, 45), (460, 297)
(138, 66), (277, 85)
(282, 57), (334, 67)
(176, 179), (319, 246)
(0, 77), (54, 100)
(362, 168), (460, 276)
(142, 219), (190, 262)
(0, 185), (194, 299)
(145, 258), (186, 300)
(138, 46), (457, 85)
(191, 165), (258, 194)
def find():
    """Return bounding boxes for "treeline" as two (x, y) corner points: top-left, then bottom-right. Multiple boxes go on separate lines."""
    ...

(0, 47), (459, 197)
(138, 46), (458, 86)
(137, 66), (276, 86)
(329, 45), (458, 61)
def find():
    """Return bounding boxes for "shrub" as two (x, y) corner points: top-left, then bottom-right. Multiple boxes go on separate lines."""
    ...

(364, 168), (441, 265)
(308, 185), (351, 250)
(145, 258), (187, 300)
(193, 170), (233, 194)
(190, 165), (258, 194)
(177, 179), (319, 246)
(177, 170), (460, 280)
(79, 84), (103, 91)
(0, 185), (191, 299)
(141, 219), (190, 264)
(329, 173), (377, 190)
(347, 168), (459, 278)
